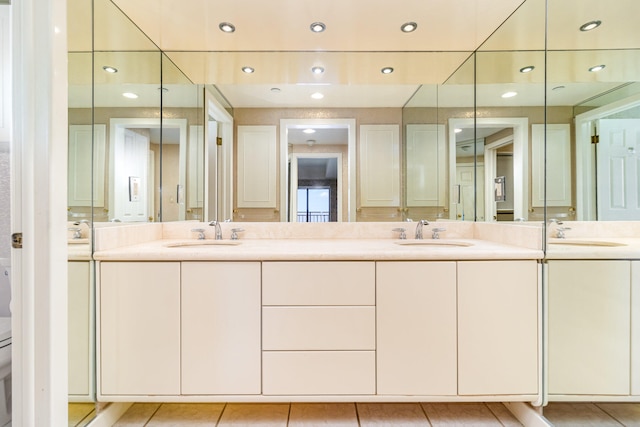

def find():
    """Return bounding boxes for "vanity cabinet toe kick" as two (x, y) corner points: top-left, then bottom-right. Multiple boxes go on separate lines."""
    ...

(96, 259), (541, 403)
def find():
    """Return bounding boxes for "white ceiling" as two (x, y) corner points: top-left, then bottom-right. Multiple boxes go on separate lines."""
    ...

(67, 0), (640, 109)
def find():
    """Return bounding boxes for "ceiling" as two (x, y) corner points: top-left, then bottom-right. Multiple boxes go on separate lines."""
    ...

(67, 0), (640, 109)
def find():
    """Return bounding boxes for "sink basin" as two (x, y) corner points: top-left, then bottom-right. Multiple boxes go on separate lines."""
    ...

(165, 240), (242, 248)
(549, 239), (626, 247)
(394, 240), (473, 248)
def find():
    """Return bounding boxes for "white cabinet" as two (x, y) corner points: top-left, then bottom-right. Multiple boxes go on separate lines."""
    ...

(633, 261), (640, 395)
(237, 125), (277, 208)
(181, 262), (261, 395)
(376, 262), (457, 395)
(359, 125), (400, 207)
(100, 262), (181, 396)
(532, 124), (571, 207)
(406, 124), (446, 207)
(262, 261), (376, 395)
(457, 261), (538, 395)
(548, 260), (631, 396)
(68, 261), (92, 399)
(68, 124), (106, 207)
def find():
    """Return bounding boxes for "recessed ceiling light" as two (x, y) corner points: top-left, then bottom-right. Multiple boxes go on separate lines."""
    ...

(306, 140), (316, 147)
(303, 129), (316, 134)
(310, 22), (326, 33)
(311, 92), (324, 99)
(552, 85), (566, 91)
(311, 66), (325, 75)
(241, 66), (255, 74)
(501, 91), (518, 98)
(519, 65), (535, 73)
(401, 22), (417, 33)
(219, 22), (236, 33)
(270, 87), (281, 93)
(454, 128), (463, 134)
(588, 64), (606, 72)
(381, 67), (394, 74)
(580, 20), (602, 31)
(102, 65), (118, 73)
(122, 92), (138, 99)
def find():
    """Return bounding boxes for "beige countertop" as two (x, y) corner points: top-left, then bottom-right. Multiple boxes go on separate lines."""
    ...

(93, 238), (543, 262)
(68, 242), (92, 261)
(545, 237), (640, 260)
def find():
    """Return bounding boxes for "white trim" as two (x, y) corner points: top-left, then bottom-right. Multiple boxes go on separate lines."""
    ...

(204, 89), (234, 221)
(449, 118), (529, 221)
(575, 92), (640, 220)
(289, 152), (343, 222)
(280, 119), (356, 222)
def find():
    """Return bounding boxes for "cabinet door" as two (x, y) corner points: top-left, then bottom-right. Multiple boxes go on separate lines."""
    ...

(237, 125), (276, 208)
(182, 262), (261, 394)
(548, 260), (630, 395)
(100, 262), (180, 396)
(377, 262), (457, 395)
(406, 124), (446, 207)
(532, 124), (571, 207)
(68, 261), (91, 397)
(359, 125), (400, 207)
(458, 261), (538, 395)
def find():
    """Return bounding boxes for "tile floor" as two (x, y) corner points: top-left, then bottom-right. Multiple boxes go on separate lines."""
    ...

(544, 402), (640, 426)
(113, 402), (524, 426)
(68, 403), (95, 427)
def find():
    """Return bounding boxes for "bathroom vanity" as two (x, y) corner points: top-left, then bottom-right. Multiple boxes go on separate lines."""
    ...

(94, 222), (543, 403)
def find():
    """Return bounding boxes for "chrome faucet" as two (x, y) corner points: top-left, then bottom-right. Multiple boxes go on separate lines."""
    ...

(392, 227), (407, 240)
(230, 228), (244, 240)
(68, 227), (82, 239)
(432, 227), (446, 239)
(208, 220), (223, 240)
(548, 218), (571, 239)
(191, 228), (206, 240)
(415, 219), (430, 239)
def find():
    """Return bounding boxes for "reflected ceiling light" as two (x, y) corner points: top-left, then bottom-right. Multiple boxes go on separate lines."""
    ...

(381, 67), (394, 74)
(219, 22), (236, 33)
(501, 91), (518, 98)
(519, 65), (535, 73)
(311, 66), (325, 75)
(400, 22), (417, 33)
(241, 66), (255, 74)
(103, 65), (118, 73)
(158, 87), (169, 93)
(306, 140), (316, 147)
(588, 64), (606, 72)
(311, 92), (324, 99)
(454, 128), (463, 133)
(122, 92), (139, 99)
(580, 20), (601, 31)
(552, 85), (566, 91)
(303, 129), (316, 134)
(270, 87), (281, 93)
(310, 22), (326, 33)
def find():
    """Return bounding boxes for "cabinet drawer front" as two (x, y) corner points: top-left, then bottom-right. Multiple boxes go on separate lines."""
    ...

(263, 262), (375, 305)
(263, 351), (375, 395)
(263, 307), (375, 350)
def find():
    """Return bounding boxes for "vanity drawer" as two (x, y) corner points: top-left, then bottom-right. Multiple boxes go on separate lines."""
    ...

(263, 351), (375, 395)
(263, 306), (375, 350)
(262, 261), (375, 305)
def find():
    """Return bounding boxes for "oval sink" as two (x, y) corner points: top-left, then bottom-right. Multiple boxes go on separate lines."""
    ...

(165, 240), (242, 248)
(394, 240), (473, 248)
(549, 239), (626, 247)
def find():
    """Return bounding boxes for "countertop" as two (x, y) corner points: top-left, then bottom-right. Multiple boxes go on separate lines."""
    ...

(68, 242), (91, 261)
(545, 237), (640, 260)
(93, 238), (543, 261)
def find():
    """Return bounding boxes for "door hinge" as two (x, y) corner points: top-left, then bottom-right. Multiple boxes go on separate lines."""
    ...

(11, 233), (22, 249)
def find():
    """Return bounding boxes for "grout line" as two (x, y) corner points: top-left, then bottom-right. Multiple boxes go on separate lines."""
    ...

(355, 402), (362, 427)
(142, 403), (163, 427)
(594, 403), (627, 427)
(484, 402), (509, 426)
(286, 402), (292, 426)
(418, 402), (434, 426)
(214, 402), (227, 427)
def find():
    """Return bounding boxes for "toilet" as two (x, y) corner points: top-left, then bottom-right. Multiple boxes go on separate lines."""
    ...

(0, 259), (11, 426)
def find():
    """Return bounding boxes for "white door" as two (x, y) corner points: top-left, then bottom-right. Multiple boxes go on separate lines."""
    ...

(597, 119), (640, 220)
(111, 128), (149, 222)
(455, 164), (484, 221)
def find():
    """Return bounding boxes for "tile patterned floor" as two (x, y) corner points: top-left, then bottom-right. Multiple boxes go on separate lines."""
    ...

(68, 403), (95, 427)
(113, 402), (524, 426)
(544, 402), (640, 426)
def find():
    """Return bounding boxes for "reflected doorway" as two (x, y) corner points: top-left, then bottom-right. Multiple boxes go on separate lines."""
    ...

(289, 154), (342, 222)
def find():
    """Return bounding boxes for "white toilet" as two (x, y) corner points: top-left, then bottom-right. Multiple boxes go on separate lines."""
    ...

(0, 259), (11, 426)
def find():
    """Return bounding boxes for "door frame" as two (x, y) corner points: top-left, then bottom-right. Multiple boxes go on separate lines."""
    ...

(575, 92), (640, 220)
(289, 152), (343, 222)
(280, 118), (356, 222)
(448, 117), (529, 221)
(484, 135), (514, 221)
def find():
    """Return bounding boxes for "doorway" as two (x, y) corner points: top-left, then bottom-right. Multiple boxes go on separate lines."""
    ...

(289, 155), (341, 222)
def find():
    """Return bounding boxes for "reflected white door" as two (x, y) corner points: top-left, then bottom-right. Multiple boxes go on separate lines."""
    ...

(112, 129), (149, 222)
(597, 119), (640, 220)
(456, 164), (484, 221)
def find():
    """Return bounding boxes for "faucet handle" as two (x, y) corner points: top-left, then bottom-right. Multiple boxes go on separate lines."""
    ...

(230, 228), (244, 240)
(68, 227), (82, 239)
(392, 228), (407, 240)
(191, 228), (206, 240)
(432, 227), (446, 239)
